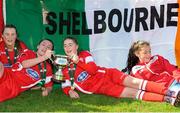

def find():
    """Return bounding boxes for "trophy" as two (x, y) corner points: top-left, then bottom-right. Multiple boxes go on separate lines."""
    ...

(51, 55), (68, 83)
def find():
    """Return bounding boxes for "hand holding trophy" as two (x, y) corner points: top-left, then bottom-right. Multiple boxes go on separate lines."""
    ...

(69, 54), (79, 64)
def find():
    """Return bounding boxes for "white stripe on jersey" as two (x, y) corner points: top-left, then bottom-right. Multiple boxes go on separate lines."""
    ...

(45, 76), (52, 84)
(21, 80), (41, 89)
(98, 69), (106, 73)
(61, 80), (71, 88)
(85, 56), (94, 63)
(74, 83), (93, 94)
(21, 76), (52, 89)
(12, 62), (23, 71)
(132, 65), (145, 75)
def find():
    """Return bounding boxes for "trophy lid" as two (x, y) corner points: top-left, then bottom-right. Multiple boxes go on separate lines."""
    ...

(54, 54), (68, 58)
(54, 55), (68, 66)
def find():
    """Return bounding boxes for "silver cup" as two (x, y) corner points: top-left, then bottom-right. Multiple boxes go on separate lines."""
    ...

(51, 55), (68, 83)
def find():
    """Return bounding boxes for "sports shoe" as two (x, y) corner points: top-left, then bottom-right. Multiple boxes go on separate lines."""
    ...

(167, 80), (180, 98)
(166, 90), (180, 99)
(176, 91), (180, 100)
(165, 96), (180, 107)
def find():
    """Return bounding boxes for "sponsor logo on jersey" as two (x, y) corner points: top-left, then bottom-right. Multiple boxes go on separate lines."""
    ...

(3, 63), (12, 68)
(26, 68), (39, 80)
(77, 71), (89, 82)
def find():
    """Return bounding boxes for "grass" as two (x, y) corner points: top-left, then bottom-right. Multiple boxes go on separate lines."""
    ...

(1, 87), (180, 112)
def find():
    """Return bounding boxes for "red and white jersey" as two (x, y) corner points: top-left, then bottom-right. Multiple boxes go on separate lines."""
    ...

(0, 49), (53, 102)
(0, 41), (28, 67)
(131, 55), (176, 87)
(62, 51), (108, 95)
(11, 49), (53, 92)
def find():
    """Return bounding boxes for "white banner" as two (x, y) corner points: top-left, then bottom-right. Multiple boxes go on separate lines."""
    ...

(85, 0), (179, 69)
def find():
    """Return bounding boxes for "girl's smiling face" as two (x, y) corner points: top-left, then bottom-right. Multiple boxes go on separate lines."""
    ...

(3, 28), (17, 48)
(135, 45), (151, 63)
(63, 38), (78, 57)
(37, 40), (53, 56)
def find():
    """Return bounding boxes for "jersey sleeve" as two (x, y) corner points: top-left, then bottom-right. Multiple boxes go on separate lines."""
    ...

(20, 41), (28, 50)
(158, 55), (177, 74)
(17, 50), (35, 63)
(131, 66), (152, 80)
(76, 51), (98, 75)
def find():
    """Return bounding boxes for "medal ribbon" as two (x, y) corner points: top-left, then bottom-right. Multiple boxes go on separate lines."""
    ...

(68, 63), (76, 88)
(5, 43), (18, 65)
(37, 61), (47, 87)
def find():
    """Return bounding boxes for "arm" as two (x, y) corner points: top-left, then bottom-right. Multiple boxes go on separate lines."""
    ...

(77, 61), (98, 75)
(22, 56), (46, 68)
(157, 55), (180, 81)
(131, 65), (153, 80)
(42, 86), (52, 96)
(22, 50), (52, 68)
(172, 69), (180, 82)
(42, 63), (54, 96)
(62, 81), (80, 99)
(70, 51), (99, 75)
(61, 68), (80, 99)
(69, 89), (79, 99)
(158, 55), (177, 74)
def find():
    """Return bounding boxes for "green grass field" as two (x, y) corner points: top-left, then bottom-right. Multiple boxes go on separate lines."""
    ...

(1, 87), (180, 112)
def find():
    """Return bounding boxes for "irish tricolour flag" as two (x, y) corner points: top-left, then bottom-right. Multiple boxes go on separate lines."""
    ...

(1, 0), (180, 69)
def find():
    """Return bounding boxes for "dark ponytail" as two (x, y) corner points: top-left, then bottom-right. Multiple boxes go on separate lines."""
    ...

(122, 40), (150, 74)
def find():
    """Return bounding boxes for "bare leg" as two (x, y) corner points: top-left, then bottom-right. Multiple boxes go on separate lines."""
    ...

(0, 62), (4, 79)
(122, 75), (167, 95)
(123, 75), (142, 89)
(119, 87), (138, 98)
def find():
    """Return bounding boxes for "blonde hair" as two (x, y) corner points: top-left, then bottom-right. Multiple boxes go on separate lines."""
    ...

(122, 40), (150, 74)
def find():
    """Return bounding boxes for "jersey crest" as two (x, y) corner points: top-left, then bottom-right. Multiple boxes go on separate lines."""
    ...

(77, 71), (89, 82)
(26, 68), (39, 80)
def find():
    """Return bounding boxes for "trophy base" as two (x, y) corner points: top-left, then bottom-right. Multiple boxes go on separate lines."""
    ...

(51, 78), (65, 83)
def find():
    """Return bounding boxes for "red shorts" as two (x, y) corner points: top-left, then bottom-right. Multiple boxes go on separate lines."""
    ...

(95, 68), (127, 98)
(0, 68), (20, 102)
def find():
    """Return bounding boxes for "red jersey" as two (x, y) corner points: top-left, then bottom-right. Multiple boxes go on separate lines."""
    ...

(131, 55), (176, 87)
(62, 51), (127, 97)
(0, 49), (53, 102)
(0, 41), (28, 67)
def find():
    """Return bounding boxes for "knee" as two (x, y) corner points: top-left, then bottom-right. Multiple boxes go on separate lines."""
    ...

(131, 78), (140, 86)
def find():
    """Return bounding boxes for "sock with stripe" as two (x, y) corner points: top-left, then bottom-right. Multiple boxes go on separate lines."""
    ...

(138, 80), (167, 95)
(136, 90), (164, 102)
